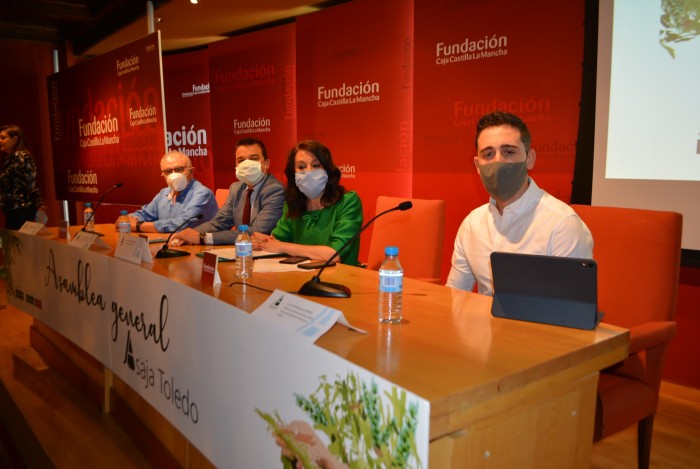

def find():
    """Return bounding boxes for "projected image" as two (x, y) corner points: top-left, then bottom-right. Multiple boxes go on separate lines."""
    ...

(660, 0), (700, 58)
(605, 0), (700, 181)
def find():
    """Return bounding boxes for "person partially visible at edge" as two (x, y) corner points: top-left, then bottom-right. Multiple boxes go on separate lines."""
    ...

(446, 111), (593, 295)
(123, 151), (219, 233)
(0, 124), (46, 230)
(251, 140), (363, 266)
(169, 137), (284, 246)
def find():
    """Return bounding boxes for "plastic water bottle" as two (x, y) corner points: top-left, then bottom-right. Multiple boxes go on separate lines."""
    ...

(35, 210), (48, 225)
(378, 246), (403, 324)
(235, 224), (253, 279)
(83, 203), (95, 231)
(117, 210), (131, 233)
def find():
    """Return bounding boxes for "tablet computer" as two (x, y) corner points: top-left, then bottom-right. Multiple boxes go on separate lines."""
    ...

(490, 252), (603, 330)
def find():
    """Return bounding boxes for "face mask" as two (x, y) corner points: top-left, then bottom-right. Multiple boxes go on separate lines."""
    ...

(295, 169), (328, 200)
(167, 172), (189, 192)
(236, 159), (264, 185)
(478, 161), (528, 201)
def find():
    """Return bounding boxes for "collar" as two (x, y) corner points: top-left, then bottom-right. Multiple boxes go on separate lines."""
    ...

(489, 177), (540, 215)
(167, 178), (195, 201)
(243, 173), (270, 193)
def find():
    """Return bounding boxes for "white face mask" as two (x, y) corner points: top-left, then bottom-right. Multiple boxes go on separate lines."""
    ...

(295, 169), (328, 200)
(236, 159), (265, 186)
(167, 172), (188, 192)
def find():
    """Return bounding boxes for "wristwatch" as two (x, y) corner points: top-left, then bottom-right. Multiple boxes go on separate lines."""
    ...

(199, 232), (207, 245)
(136, 220), (144, 232)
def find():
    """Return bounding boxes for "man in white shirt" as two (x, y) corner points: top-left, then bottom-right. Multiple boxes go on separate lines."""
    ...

(446, 111), (593, 295)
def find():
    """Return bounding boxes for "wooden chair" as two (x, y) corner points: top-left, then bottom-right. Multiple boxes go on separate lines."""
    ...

(215, 188), (229, 209)
(572, 205), (682, 469)
(366, 196), (446, 284)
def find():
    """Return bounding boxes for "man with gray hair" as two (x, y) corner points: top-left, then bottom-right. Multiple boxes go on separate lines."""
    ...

(122, 151), (218, 233)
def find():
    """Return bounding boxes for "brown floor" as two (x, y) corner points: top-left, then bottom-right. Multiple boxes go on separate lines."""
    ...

(0, 294), (151, 468)
(1, 292), (699, 468)
(590, 380), (700, 468)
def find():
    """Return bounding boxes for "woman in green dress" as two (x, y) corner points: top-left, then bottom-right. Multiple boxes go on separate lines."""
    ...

(252, 140), (363, 265)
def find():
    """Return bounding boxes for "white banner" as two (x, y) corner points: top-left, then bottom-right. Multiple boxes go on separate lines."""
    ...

(7, 232), (429, 467)
(9, 233), (112, 365)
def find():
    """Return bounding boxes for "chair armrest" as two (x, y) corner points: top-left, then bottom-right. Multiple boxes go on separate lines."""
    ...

(628, 321), (676, 354)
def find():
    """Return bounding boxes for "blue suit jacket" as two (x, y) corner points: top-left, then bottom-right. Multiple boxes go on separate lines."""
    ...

(195, 174), (285, 245)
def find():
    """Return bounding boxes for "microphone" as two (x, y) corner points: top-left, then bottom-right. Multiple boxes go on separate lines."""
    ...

(81, 182), (123, 236)
(298, 201), (413, 298)
(155, 213), (204, 258)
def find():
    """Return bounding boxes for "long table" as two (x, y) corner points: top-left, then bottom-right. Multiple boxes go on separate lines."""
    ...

(9, 225), (628, 467)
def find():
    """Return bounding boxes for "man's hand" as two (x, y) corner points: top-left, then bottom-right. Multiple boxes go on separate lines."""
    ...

(170, 228), (201, 246)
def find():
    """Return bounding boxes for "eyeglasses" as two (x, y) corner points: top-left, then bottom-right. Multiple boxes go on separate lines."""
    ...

(161, 166), (190, 175)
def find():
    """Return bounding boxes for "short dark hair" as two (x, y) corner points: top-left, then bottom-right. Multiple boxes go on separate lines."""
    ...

(284, 140), (345, 218)
(234, 137), (268, 160)
(475, 111), (531, 152)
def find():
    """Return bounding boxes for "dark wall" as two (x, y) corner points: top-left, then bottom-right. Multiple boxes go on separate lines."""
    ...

(0, 39), (61, 226)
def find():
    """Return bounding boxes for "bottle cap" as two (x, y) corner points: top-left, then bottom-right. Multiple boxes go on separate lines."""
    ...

(120, 210), (128, 215)
(384, 246), (399, 256)
(238, 224), (249, 232)
(85, 202), (92, 208)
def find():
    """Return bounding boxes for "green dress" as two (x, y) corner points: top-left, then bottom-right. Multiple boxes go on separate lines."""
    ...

(271, 191), (363, 265)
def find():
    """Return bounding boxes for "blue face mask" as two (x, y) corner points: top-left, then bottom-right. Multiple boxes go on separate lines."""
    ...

(295, 169), (328, 200)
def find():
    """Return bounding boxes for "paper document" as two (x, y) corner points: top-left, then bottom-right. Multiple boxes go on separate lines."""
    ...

(253, 258), (310, 273)
(114, 233), (153, 264)
(252, 289), (366, 342)
(18, 221), (52, 236)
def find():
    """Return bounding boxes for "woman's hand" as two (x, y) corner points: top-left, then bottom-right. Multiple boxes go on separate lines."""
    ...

(251, 232), (274, 251)
(251, 233), (337, 261)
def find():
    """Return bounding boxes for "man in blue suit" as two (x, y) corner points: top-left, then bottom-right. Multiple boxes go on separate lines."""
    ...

(170, 138), (284, 246)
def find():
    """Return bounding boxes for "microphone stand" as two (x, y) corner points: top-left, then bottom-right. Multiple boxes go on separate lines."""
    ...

(155, 214), (204, 258)
(298, 201), (412, 298)
(80, 182), (123, 236)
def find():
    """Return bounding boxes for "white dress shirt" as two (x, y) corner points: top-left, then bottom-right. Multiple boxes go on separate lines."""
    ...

(446, 179), (593, 296)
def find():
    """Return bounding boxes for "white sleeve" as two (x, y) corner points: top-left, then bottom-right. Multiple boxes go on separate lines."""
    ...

(445, 222), (476, 291)
(551, 214), (594, 259)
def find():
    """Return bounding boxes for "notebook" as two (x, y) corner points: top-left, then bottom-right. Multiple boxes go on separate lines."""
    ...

(490, 252), (604, 330)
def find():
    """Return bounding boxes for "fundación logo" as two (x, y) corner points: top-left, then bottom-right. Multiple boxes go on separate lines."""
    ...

(317, 80), (381, 109)
(181, 83), (210, 98)
(435, 33), (509, 66)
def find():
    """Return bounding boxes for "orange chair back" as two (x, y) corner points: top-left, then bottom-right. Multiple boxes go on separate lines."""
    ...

(367, 196), (446, 284)
(574, 205), (682, 465)
(572, 205), (682, 329)
(215, 188), (229, 209)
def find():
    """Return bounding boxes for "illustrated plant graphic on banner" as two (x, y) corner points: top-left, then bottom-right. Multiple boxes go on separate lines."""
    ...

(257, 371), (422, 468)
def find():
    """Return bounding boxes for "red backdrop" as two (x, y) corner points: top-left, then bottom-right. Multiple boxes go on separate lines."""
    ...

(208, 24), (297, 189)
(47, 32), (166, 205)
(162, 48), (214, 190)
(413, 0), (585, 278)
(296, 0), (414, 259)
